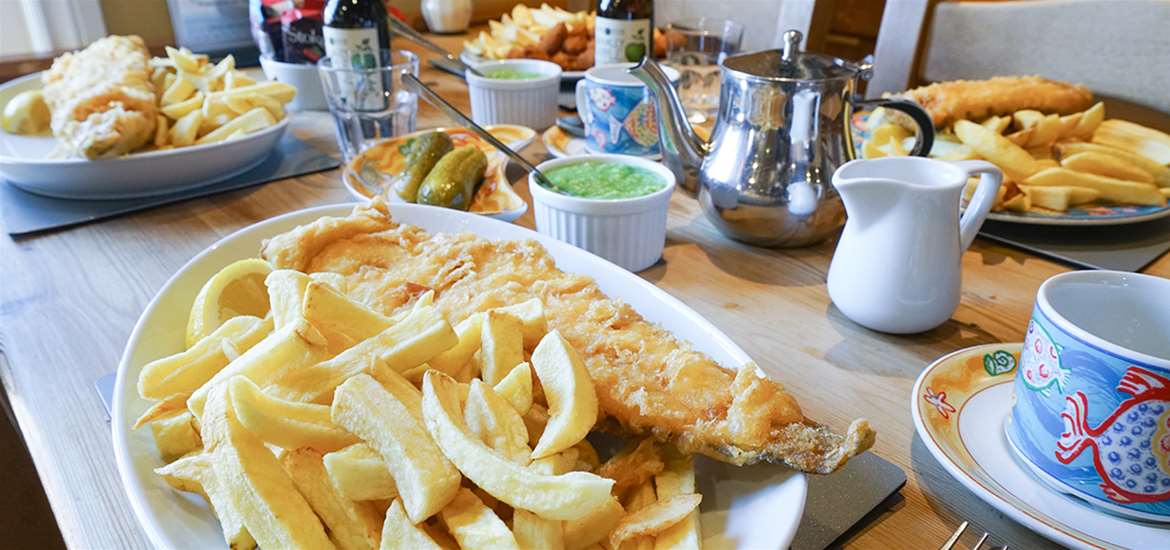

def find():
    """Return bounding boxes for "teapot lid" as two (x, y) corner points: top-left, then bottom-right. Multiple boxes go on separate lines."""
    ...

(723, 30), (858, 82)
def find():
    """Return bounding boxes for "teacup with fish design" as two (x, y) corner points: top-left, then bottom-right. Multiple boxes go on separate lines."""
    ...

(575, 63), (679, 157)
(1006, 270), (1170, 522)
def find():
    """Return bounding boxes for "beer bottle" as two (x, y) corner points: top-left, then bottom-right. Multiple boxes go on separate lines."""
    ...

(323, 0), (391, 69)
(595, 0), (653, 64)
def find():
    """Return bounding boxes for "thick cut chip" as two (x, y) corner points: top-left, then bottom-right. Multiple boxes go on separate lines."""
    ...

(481, 311), (525, 385)
(653, 455), (701, 550)
(200, 383), (332, 549)
(302, 280), (393, 350)
(332, 374), (461, 523)
(280, 447), (383, 550)
(154, 452), (210, 497)
(1054, 142), (1170, 187)
(428, 312), (485, 377)
(530, 331), (598, 458)
(1060, 151), (1154, 184)
(266, 270), (311, 329)
(1093, 119), (1170, 165)
(522, 403), (549, 447)
(529, 448), (579, 476)
(563, 496), (625, 550)
(134, 392), (192, 429)
(1023, 168), (1165, 206)
(266, 305), (454, 404)
(151, 410), (202, 461)
(492, 298), (548, 348)
(186, 258), (272, 347)
(609, 495), (702, 550)
(141, 315), (272, 400)
(954, 119), (1040, 181)
(494, 362), (534, 415)
(324, 444), (398, 501)
(421, 371), (614, 521)
(380, 499), (444, 550)
(465, 379), (531, 463)
(439, 488), (521, 550)
(188, 323), (330, 417)
(513, 509), (564, 550)
(229, 376), (357, 451)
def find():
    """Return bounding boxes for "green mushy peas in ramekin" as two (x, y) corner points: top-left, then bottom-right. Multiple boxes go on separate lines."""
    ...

(541, 160), (667, 200)
(483, 69), (547, 80)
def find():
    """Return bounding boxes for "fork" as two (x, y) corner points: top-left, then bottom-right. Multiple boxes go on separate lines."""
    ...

(940, 521), (1007, 550)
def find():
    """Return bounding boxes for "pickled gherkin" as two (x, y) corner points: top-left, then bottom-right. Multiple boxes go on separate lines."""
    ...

(416, 146), (488, 211)
(395, 131), (454, 202)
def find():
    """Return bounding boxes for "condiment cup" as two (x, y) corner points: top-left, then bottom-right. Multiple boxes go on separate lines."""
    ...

(529, 154), (675, 272)
(258, 56), (327, 111)
(467, 60), (561, 129)
(1005, 270), (1170, 522)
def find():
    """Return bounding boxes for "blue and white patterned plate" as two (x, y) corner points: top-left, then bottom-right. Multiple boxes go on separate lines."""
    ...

(851, 112), (1170, 227)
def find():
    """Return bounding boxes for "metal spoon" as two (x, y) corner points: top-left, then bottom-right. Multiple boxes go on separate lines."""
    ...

(402, 73), (557, 190)
(389, 18), (486, 78)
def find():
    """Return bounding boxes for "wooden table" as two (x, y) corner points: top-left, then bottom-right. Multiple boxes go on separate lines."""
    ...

(2, 34), (1166, 550)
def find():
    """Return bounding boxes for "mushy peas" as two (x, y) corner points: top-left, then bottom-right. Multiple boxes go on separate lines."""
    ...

(542, 160), (666, 200)
(483, 69), (546, 80)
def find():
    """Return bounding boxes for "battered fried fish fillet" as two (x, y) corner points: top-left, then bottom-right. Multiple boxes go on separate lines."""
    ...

(895, 76), (1094, 128)
(42, 35), (157, 159)
(261, 202), (875, 473)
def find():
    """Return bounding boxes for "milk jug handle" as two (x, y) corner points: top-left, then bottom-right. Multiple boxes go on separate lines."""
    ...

(845, 99), (936, 161)
(953, 160), (1004, 251)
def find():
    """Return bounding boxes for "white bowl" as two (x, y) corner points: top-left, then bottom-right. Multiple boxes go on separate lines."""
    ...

(467, 60), (561, 129)
(529, 154), (676, 272)
(258, 56), (327, 111)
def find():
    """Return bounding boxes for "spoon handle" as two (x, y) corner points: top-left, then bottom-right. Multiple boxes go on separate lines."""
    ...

(402, 73), (553, 187)
(388, 19), (484, 77)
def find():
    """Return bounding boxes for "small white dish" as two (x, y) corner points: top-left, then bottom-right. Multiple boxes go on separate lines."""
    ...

(912, 343), (1170, 549)
(529, 154), (675, 271)
(112, 202), (806, 550)
(462, 50), (585, 80)
(258, 56), (327, 111)
(467, 60), (561, 130)
(0, 72), (289, 200)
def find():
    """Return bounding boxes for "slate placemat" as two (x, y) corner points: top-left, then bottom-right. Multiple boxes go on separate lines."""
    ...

(979, 216), (1170, 272)
(2, 133), (339, 236)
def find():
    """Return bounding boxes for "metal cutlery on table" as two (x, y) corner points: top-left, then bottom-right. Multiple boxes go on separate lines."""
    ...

(388, 18), (484, 77)
(940, 521), (1007, 550)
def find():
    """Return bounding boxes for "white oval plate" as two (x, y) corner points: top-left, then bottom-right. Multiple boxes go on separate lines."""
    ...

(0, 72), (289, 200)
(912, 343), (1170, 549)
(112, 203), (806, 550)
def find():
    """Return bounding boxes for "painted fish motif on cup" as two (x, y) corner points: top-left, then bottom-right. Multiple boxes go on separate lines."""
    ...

(1021, 319), (1070, 395)
(1056, 366), (1170, 504)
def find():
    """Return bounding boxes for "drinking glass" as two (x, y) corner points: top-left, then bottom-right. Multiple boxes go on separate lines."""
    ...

(318, 49), (419, 161)
(664, 18), (744, 125)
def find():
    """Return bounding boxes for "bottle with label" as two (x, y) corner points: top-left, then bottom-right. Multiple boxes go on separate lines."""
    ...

(323, 0), (391, 109)
(595, 0), (653, 65)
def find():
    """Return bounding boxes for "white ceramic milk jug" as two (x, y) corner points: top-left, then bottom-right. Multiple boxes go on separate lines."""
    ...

(826, 157), (1003, 334)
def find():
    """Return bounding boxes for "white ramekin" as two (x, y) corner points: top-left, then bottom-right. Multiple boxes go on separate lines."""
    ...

(529, 154), (676, 272)
(258, 56), (327, 111)
(467, 60), (561, 129)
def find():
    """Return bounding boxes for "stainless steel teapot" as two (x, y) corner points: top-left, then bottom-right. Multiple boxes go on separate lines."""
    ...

(629, 30), (935, 247)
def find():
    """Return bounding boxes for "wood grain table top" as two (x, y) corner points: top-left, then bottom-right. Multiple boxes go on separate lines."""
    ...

(2, 33), (1166, 550)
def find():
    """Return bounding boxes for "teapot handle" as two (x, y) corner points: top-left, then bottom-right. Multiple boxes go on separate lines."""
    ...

(845, 98), (936, 160)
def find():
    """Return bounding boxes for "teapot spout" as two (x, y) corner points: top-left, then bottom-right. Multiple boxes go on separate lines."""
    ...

(628, 58), (708, 175)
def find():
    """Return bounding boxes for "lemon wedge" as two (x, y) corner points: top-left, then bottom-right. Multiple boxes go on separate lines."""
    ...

(186, 258), (273, 348)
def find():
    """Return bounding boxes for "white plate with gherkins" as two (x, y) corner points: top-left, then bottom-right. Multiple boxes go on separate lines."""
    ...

(343, 126), (535, 222)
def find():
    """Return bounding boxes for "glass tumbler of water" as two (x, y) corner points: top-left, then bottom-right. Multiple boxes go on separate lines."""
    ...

(664, 18), (744, 125)
(318, 49), (419, 162)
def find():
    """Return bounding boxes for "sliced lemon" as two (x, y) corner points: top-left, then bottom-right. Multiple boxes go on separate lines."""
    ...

(186, 258), (273, 348)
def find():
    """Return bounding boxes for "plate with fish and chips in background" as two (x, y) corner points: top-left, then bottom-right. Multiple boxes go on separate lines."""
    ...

(0, 37), (297, 200)
(343, 126), (536, 221)
(855, 76), (1170, 226)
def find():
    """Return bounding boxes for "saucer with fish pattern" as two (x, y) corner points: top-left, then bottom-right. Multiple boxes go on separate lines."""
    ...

(912, 343), (1170, 549)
